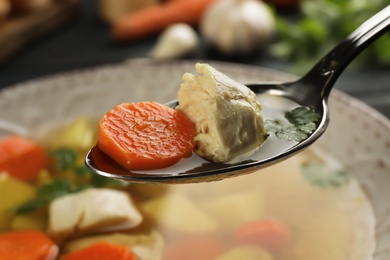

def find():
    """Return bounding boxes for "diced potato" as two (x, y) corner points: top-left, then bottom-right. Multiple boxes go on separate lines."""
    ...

(10, 209), (47, 231)
(64, 230), (164, 260)
(0, 173), (36, 231)
(48, 117), (95, 150)
(216, 244), (273, 260)
(201, 191), (265, 229)
(142, 193), (219, 234)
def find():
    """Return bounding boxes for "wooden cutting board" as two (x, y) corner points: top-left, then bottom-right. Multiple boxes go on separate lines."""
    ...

(0, 0), (81, 63)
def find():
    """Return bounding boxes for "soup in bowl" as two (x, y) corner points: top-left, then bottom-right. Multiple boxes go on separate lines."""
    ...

(0, 60), (389, 259)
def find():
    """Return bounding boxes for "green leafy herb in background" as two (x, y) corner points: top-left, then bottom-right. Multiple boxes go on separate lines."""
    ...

(15, 147), (126, 214)
(49, 148), (77, 170)
(265, 106), (321, 142)
(270, 0), (390, 73)
(50, 147), (125, 188)
(301, 162), (350, 188)
(14, 179), (89, 214)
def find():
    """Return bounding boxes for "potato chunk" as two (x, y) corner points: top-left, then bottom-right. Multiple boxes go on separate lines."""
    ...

(142, 193), (219, 234)
(0, 173), (36, 231)
(201, 191), (265, 229)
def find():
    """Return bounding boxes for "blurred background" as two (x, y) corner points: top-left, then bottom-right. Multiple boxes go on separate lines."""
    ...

(0, 0), (389, 117)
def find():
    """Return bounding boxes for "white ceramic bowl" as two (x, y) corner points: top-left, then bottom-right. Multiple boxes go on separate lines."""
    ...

(0, 59), (389, 259)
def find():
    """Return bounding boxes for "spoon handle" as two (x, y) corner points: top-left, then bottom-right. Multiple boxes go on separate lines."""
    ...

(301, 5), (390, 100)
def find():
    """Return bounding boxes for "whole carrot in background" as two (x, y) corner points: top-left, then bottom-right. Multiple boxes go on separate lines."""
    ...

(0, 230), (58, 260)
(112, 0), (217, 41)
(98, 101), (195, 171)
(0, 135), (48, 182)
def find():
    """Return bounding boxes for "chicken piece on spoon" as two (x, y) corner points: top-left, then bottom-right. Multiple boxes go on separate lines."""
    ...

(177, 63), (267, 163)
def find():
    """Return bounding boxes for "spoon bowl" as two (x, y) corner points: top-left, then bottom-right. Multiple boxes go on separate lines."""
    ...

(86, 6), (390, 184)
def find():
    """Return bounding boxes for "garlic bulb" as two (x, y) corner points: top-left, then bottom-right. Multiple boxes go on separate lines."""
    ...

(200, 0), (275, 55)
(149, 23), (199, 59)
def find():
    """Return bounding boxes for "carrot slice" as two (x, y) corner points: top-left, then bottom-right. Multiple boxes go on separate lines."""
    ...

(112, 0), (216, 41)
(234, 219), (292, 252)
(62, 241), (137, 260)
(0, 230), (58, 260)
(0, 135), (48, 182)
(163, 236), (225, 260)
(98, 101), (195, 170)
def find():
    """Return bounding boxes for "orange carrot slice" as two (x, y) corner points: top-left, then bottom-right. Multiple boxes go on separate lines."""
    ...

(234, 219), (292, 252)
(0, 230), (58, 260)
(0, 135), (48, 182)
(112, 0), (216, 41)
(62, 241), (137, 260)
(98, 101), (195, 170)
(163, 236), (225, 260)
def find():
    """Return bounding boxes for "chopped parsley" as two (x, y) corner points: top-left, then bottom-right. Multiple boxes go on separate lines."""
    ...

(49, 148), (77, 170)
(15, 147), (126, 214)
(15, 179), (89, 214)
(301, 162), (350, 188)
(265, 106), (321, 142)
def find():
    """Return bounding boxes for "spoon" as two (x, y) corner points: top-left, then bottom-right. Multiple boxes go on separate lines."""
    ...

(86, 6), (390, 184)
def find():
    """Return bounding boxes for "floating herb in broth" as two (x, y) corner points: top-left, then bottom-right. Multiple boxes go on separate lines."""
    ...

(301, 161), (350, 188)
(0, 117), (375, 259)
(264, 106), (321, 142)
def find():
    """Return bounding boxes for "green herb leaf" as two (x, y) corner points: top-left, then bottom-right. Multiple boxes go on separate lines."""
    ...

(301, 162), (350, 188)
(15, 179), (90, 215)
(265, 106), (320, 142)
(14, 199), (48, 214)
(298, 122), (317, 133)
(285, 107), (321, 125)
(73, 165), (92, 176)
(264, 119), (284, 133)
(50, 148), (77, 170)
(37, 179), (76, 200)
(16, 145), (128, 215)
(275, 126), (310, 142)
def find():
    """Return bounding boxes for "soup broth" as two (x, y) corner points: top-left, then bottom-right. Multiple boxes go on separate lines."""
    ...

(0, 117), (376, 260)
(126, 149), (375, 260)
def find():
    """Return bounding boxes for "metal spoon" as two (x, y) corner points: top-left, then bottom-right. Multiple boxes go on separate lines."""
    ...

(86, 6), (390, 184)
